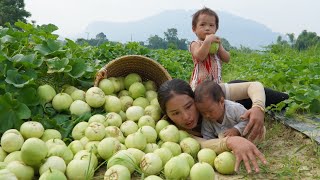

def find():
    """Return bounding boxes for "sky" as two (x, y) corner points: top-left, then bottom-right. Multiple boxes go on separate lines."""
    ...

(25, 0), (320, 39)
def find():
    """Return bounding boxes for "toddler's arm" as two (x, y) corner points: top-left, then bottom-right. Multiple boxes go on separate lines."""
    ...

(190, 34), (220, 61)
(217, 43), (230, 63)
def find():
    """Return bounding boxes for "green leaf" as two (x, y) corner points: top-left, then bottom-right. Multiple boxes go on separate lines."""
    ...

(39, 24), (59, 33)
(310, 99), (320, 113)
(5, 69), (37, 88)
(34, 44), (51, 56)
(0, 93), (31, 133)
(34, 39), (63, 56)
(47, 39), (62, 52)
(0, 51), (8, 62)
(11, 53), (43, 68)
(68, 58), (86, 78)
(46, 57), (70, 73)
(15, 103), (31, 120)
(1, 35), (14, 43)
(14, 21), (34, 31)
(17, 87), (40, 106)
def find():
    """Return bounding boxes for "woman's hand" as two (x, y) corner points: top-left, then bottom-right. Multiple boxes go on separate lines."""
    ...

(240, 106), (265, 142)
(227, 136), (267, 173)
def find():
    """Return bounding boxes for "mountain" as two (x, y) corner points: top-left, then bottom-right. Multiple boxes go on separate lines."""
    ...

(83, 10), (281, 49)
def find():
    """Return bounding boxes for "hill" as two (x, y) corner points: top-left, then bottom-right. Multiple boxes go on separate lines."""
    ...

(83, 9), (281, 49)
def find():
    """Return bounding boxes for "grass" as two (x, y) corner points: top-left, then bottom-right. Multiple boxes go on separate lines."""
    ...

(217, 114), (320, 179)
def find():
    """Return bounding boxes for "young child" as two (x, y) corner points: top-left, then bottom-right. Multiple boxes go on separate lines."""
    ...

(189, 7), (230, 91)
(194, 80), (266, 142)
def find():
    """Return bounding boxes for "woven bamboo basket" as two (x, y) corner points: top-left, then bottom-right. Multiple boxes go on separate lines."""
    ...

(94, 55), (172, 88)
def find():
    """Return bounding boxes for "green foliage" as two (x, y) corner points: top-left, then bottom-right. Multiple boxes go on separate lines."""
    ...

(0, 21), (318, 136)
(295, 30), (320, 50)
(273, 30), (320, 51)
(0, 0), (31, 26)
(223, 46), (320, 115)
(147, 28), (188, 50)
(149, 49), (193, 80)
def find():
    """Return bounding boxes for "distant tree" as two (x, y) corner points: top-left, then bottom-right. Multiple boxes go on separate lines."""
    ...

(164, 28), (178, 43)
(286, 33), (295, 46)
(96, 32), (107, 40)
(276, 35), (288, 45)
(164, 28), (187, 50)
(76, 32), (109, 46)
(147, 35), (166, 49)
(76, 38), (87, 45)
(294, 30), (320, 50)
(0, 0), (31, 26)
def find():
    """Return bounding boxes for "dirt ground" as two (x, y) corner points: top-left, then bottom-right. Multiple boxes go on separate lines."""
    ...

(93, 115), (320, 179)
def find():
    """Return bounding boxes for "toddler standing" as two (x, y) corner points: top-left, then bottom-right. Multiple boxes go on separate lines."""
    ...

(190, 7), (230, 90)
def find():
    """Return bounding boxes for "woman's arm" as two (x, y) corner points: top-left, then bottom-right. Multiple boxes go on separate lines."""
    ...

(192, 135), (229, 154)
(220, 81), (266, 142)
(221, 81), (265, 110)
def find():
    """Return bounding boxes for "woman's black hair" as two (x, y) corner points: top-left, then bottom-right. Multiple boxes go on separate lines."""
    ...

(158, 79), (194, 113)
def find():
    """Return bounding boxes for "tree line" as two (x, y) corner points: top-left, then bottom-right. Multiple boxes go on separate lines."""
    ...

(1, 0), (319, 51)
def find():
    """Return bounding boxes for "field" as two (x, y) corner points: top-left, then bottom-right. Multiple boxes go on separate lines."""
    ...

(91, 116), (320, 179)
(0, 22), (319, 179)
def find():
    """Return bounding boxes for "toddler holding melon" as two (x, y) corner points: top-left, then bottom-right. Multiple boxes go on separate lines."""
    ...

(189, 7), (230, 90)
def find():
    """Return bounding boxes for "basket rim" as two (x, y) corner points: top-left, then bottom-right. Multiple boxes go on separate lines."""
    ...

(94, 55), (172, 87)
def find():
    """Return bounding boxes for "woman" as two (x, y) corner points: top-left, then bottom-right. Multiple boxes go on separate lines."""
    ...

(158, 79), (275, 173)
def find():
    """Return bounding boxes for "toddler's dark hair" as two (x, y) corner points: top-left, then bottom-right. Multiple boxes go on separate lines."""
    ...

(194, 80), (225, 103)
(192, 7), (219, 30)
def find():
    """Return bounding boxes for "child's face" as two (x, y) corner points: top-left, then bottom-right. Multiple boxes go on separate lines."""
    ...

(195, 97), (224, 123)
(193, 14), (217, 41)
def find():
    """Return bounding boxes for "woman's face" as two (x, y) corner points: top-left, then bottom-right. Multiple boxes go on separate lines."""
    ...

(165, 94), (200, 130)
